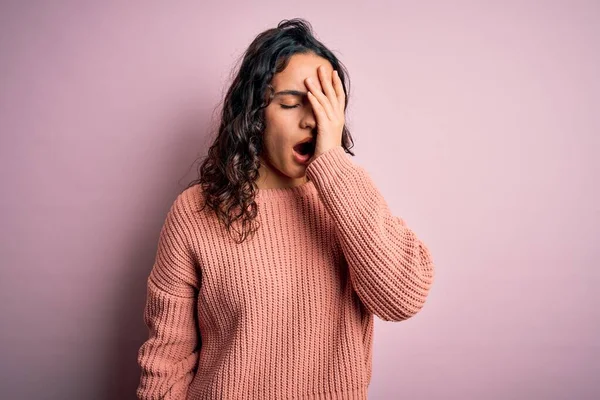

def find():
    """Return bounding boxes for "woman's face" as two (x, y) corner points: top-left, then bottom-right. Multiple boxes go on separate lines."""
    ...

(257, 52), (334, 189)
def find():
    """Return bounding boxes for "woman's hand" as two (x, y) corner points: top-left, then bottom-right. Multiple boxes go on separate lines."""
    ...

(305, 65), (346, 162)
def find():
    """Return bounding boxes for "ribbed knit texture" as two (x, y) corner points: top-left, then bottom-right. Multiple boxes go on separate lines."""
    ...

(136, 146), (435, 400)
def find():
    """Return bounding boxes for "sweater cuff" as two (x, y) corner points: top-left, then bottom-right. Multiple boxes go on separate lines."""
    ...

(305, 146), (355, 188)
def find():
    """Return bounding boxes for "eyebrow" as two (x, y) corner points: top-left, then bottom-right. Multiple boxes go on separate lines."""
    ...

(273, 89), (308, 98)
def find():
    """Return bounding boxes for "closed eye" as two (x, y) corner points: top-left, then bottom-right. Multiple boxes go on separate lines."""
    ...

(280, 104), (299, 109)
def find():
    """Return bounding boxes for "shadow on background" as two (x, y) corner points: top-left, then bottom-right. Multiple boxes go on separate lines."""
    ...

(104, 111), (213, 399)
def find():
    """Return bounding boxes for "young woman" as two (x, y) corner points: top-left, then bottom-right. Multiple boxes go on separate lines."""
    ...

(136, 18), (435, 400)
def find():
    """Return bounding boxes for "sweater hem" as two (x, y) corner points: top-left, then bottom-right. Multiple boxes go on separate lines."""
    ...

(300, 385), (368, 399)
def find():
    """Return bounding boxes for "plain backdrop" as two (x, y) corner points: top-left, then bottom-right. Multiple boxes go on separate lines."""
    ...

(1, 1), (598, 399)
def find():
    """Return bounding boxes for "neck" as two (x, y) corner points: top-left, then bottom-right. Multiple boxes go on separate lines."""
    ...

(256, 159), (308, 190)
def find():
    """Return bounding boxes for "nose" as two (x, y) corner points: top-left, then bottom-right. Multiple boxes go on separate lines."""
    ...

(300, 102), (317, 131)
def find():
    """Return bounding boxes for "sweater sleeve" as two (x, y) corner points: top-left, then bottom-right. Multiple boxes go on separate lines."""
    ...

(305, 146), (435, 322)
(136, 193), (201, 400)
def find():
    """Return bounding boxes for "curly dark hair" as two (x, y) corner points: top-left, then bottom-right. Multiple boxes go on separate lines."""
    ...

(185, 18), (355, 244)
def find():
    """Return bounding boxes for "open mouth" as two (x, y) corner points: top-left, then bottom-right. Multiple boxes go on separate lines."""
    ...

(293, 140), (315, 156)
(292, 139), (315, 164)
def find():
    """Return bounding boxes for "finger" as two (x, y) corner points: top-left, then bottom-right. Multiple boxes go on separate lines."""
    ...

(319, 66), (338, 113)
(306, 77), (335, 120)
(306, 91), (327, 126)
(333, 70), (346, 112)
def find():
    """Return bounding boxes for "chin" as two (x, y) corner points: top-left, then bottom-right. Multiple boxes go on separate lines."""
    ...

(283, 164), (307, 178)
(289, 169), (307, 178)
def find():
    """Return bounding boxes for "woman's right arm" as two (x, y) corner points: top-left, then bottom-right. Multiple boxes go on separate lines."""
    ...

(136, 193), (200, 400)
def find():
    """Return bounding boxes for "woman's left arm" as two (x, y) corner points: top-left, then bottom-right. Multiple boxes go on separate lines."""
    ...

(305, 146), (435, 322)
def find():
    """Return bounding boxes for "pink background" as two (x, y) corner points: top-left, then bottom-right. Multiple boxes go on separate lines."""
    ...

(1, 1), (598, 399)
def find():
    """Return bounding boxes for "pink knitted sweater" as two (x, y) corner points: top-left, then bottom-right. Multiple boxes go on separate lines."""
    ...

(136, 146), (435, 400)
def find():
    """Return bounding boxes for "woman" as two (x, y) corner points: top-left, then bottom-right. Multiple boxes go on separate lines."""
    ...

(136, 18), (435, 400)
